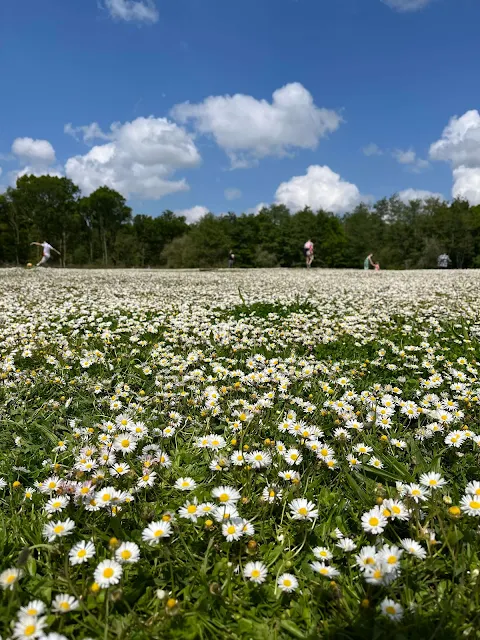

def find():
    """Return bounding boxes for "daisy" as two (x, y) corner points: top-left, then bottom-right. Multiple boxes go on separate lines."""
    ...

(355, 546), (378, 570)
(284, 449), (303, 466)
(43, 518), (75, 542)
(94, 559), (123, 588)
(69, 540), (96, 565)
(336, 538), (357, 551)
(382, 499), (409, 521)
(222, 519), (243, 542)
(379, 545), (403, 572)
(141, 520), (172, 545)
(115, 541), (140, 564)
(310, 562), (339, 578)
(0, 567), (23, 590)
(277, 573), (298, 593)
(174, 477), (197, 491)
(137, 471), (157, 489)
(44, 495), (70, 514)
(312, 546), (332, 561)
(465, 481), (480, 496)
(400, 538), (427, 559)
(289, 498), (318, 521)
(246, 450), (272, 469)
(213, 505), (240, 522)
(18, 600), (46, 617)
(212, 485), (241, 505)
(12, 615), (47, 639)
(405, 483), (428, 503)
(419, 471), (447, 490)
(113, 434), (138, 454)
(460, 494), (480, 516)
(178, 499), (200, 522)
(243, 561), (268, 584)
(361, 507), (387, 534)
(52, 593), (80, 613)
(261, 486), (283, 503)
(380, 598), (404, 621)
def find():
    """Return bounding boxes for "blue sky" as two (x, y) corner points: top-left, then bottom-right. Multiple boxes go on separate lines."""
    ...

(2, 0), (480, 220)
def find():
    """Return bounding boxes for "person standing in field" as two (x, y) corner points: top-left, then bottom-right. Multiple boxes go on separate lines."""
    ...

(364, 254), (374, 270)
(228, 251), (235, 268)
(304, 240), (314, 268)
(31, 241), (60, 267)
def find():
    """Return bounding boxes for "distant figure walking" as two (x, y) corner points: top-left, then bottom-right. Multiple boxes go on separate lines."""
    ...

(228, 251), (235, 268)
(437, 253), (451, 269)
(303, 240), (314, 268)
(31, 241), (60, 267)
(364, 254), (374, 270)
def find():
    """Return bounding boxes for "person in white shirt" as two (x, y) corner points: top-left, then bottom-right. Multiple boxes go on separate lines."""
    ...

(303, 240), (314, 268)
(31, 241), (60, 267)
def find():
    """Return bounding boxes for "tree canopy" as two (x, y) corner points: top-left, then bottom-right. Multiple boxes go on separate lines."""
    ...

(1, 175), (480, 269)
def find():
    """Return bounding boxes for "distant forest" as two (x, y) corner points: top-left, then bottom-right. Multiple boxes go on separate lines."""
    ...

(1, 174), (479, 269)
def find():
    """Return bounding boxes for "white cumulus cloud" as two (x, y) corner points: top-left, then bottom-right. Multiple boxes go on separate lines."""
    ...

(397, 188), (444, 204)
(430, 110), (480, 204)
(274, 165), (363, 214)
(65, 116), (201, 199)
(171, 83), (342, 168)
(104, 0), (159, 23)
(175, 205), (209, 223)
(12, 138), (56, 166)
(452, 167), (480, 206)
(430, 110), (480, 168)
(382, 0), (434, 12)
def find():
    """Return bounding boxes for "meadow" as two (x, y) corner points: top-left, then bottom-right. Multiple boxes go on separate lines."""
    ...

(1, 267), (480, 640)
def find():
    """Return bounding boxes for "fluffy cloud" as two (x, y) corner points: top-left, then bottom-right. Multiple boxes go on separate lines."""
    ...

(363, 143), (383, 157)
(224, 188), (242, 201)
(382, 0), (434, 11)
(171, 83), (342, 167)
(452, 167), (480, 206)
(430, 110), (480, 204)
(397, 188), (444, 204)
(65, 116), (201, 199)
(392, 148), (429, 172)
(274, 165), (363, 214)
(104, 0), (159, 24)
(175, 205), (209, 223)
(430, 111), (480, 168)
(12, 138), (56, 166)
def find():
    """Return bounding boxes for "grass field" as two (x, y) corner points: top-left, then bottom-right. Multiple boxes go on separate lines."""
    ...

(1, 268), (480, 640)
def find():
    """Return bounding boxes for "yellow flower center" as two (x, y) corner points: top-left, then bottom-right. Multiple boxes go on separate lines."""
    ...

(227, 525), (236, 535)
(298, 507), (308, 516)
(53, 525), (64, 534)
(121, 439), (130, 447)
(369, 517), (379, 526)
(251, 569), (260, 578)
(121, 550), (132, 560)
(469, 500), (480, 509)
(386, 606), (396, 615)
(24, 625), (36, 637)
(387, 555), (397, 564)
(283, 579), (291, 587)
(59, 602), (70, 611)
(219, 493), (229, 502)
(154, 529), (164, 537)
(103, 567), (114, 578)
(78, 549), (87, 558)
(187, 505), (197, 514)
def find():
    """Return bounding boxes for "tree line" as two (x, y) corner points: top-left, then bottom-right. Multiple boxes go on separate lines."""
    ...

(1, 174), (480, 269)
